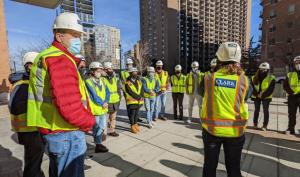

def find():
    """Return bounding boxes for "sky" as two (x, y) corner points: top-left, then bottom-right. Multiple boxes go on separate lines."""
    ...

(4, 0), (261, 63)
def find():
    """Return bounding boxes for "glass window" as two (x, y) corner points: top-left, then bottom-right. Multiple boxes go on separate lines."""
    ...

(288, 4), (296, 14)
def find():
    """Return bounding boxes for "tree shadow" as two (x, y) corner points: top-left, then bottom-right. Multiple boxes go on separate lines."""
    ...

(171, 131), (300, 177)
(0, 144), (23, 177)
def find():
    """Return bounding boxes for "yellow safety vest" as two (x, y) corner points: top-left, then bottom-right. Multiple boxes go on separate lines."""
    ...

(155, 70), (168, 91)
(186, 71), (204, 94)
(251, 75), (275, 99)
(201, 70), (249, 137)
(27, 45), (90, 131)
(287, 72), (300, 95)
(102, 76), (120, 104)
(143, 77), (157, 98)
(125, 80), (144, 105)
(10, 80), (37, 132)
(171, 74), (186, 93)
(85, 78), (108, 116)
(121, 70), (130, 83)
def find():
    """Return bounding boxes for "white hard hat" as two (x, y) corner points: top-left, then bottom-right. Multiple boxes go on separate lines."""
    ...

(175, 65), (182, 71)
(191, 61), (199, 68)
(126, 58), (134, 65)
(53, 12), (84, 33)
(210, 58), (217, 67)
(75, 54), (86, 61)
(294, 56), (300, 62)
(104, 62), (113, 69)
(128, 67), (138, 73)
(156, 60), (163, 66)
(216, 42), (242, 63)
(147, 66), (155, 72)
(23, 52), (39, 65)
(259, 62), (270, 70)
(89, 61), (103, 70)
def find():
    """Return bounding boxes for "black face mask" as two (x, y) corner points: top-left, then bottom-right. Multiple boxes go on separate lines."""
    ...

(107, 71), (114, 77)
(156, 66), (162, 70)
(175, 71), (181, 75)
(79, 68), (89, 78)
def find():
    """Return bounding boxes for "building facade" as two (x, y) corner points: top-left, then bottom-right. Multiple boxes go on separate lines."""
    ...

(0, 0), (11, 96)
(94, 25), (121, 69)
(140, 0), (251, 73)
(260, 0), (300, 75)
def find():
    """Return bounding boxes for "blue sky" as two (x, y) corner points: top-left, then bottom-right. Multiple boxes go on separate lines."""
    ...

(4, 0), (261, 57)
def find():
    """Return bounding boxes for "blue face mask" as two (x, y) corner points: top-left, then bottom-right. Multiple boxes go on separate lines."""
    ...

(68, 38), (81, 55)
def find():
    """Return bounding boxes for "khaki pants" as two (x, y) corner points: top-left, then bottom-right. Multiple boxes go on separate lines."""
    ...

(107, 111), (117, 133)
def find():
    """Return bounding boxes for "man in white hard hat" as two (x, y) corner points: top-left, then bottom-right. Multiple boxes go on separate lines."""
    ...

(154, 60), (169, 121)
(199, 42), (252, 177)
(75, 54), (89, 79)
(142, 67), (160, 128)
(170, 65), (186, 120)
(27, 12), (95, 177)
(251, 62), (275, 131)
(124, 67), (144, 133)
(86, 62), (110, 153)
(9, 52), (45, 177)
(121, 58), (134, 85)
(186, 61), (204, 123)
(210, 58), (217, 73)
(102, 62), (122, 137)
(283, 56), (300, 135)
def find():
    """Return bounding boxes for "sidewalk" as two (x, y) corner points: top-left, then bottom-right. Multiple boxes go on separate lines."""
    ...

(0, 94), (299, 177)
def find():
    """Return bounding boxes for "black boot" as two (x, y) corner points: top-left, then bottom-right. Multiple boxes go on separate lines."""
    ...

(95, 144), (109, 153)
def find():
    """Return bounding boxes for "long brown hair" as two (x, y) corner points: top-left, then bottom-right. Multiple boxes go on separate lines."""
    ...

(218, 62), (243, 75)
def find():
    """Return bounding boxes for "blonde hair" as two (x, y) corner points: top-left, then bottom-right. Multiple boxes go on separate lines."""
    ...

(218, 63), (243, 75)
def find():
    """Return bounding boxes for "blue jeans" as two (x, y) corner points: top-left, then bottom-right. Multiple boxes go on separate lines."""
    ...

(144, 97), (156, 123)
(43, 131), (86, 177)
(154, 92), (167, 118)
(93, 115), (107, 144)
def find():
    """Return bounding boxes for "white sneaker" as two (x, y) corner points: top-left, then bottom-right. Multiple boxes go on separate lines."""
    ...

(186, 119), (191, 124)
(148, 123), (153, 129)
(151, 121), (156, 125)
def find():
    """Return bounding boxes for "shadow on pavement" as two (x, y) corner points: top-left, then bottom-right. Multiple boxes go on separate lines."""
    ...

(170, 131), (300, 177)
(86, 143), (169, 177)
(0, 144), (23, 177)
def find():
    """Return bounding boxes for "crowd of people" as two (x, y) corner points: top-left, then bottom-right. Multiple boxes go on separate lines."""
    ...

(7, 12), (300, 177)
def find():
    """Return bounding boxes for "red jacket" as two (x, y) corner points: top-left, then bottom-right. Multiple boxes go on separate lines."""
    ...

(39, 41), (95, 134)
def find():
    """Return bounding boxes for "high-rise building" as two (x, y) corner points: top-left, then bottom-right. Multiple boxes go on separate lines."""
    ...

(0, 0), (11, 98)
(260, 0), (300, 75)
(140, 0), (179, 73)
(94, 25), (121, 69)
(59, 0), (95, 56)
(140, 0), (251, 73)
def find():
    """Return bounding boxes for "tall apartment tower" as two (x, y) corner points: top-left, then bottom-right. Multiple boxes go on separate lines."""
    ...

(140, 0), (251, 73)
(260, 0), (300, 75)
(140, 0), (179, 73)
(94, 25), (121, 69)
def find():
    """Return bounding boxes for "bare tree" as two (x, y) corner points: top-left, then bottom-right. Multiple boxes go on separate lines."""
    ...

(133, 42), (151, 73)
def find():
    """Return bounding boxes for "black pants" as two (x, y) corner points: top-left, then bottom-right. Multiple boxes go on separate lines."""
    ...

(172, 93), (184, 119)
(287, 96), (300, 131)
(202, 130), (245, 177)
(253, 98), (271, 127)
(18, 131), (45, 177)
(127, 105), (140, 125)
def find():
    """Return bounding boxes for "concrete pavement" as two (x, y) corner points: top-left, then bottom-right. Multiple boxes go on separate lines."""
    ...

(0, 93), (300, 177)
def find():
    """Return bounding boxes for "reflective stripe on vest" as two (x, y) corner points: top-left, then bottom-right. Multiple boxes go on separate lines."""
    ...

(251, 75), (275, 99)
(27, 45), (89, 131)
(143, 77), (156, 98)
(125, 80), (144, 105)
(155, 70), (168, 91)
(171, 74), (186, 93)
(201, 71), (249, 137)
(103, 77), (120, 104)
(288, 72), (300, 95)
(186, 71), (203, 94)
(86, 78), (108, 116)
(10, 80), (37, 132)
